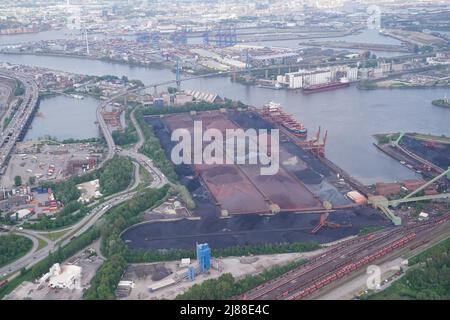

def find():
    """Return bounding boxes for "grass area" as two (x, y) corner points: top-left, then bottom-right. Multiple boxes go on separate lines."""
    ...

(44, 230), (68, 241)
(0, 234), (33, 269)
(138, 164), (153, 186)
(373, 133), (401, 145)
(358, 226), (386, 236)
(408, 133), (450, 144)
(37, 238), (47, 250)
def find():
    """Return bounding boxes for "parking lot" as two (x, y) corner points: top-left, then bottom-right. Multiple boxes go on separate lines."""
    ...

(2, 141), (103, 187)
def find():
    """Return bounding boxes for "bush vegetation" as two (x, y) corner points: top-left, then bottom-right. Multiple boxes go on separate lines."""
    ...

(0, 227), (100, 299)
(134, 109), (178, 182)
(0, 235), (33, 268)
(368, 237), (450, 299)
(84, 186), (170, 299)
(125, 242), (320, 264)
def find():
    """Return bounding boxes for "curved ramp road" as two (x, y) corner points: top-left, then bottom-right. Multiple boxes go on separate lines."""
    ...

(0, 86), (168, 280)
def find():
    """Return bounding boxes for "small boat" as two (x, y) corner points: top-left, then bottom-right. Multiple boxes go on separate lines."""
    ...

(258, 82), (282, 90)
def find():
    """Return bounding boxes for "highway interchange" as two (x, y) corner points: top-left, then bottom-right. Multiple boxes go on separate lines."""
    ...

(0, 75), (168, 281)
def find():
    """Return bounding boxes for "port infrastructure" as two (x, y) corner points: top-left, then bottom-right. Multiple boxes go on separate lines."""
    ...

(145, 52), (434, 94)
(369, 167), (450, 225)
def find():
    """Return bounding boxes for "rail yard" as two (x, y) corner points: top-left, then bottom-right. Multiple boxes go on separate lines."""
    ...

(240, 213), (450, 300)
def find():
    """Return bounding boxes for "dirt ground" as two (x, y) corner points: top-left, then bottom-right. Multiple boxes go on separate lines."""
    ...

(119, 250), (325, 300)
(6, 245), (104, 300)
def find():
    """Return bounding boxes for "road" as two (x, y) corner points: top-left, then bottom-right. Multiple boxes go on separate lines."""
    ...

(0, 160), (142, 279)
(1, 86), (168, 281)
(119, 109), (168, 188)
(0, 229), (47, 277)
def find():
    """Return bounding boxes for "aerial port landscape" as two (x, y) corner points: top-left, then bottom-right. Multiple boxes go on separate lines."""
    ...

(0, 0), (449, 311)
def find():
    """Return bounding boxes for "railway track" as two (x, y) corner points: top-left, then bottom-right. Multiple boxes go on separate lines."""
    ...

(240, 214), (450, 300)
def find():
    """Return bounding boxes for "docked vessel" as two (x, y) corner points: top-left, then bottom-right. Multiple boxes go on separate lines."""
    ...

(432, 94), (450, 108)
(260, 102), (307, 138)
(303, 78), (350, 94)
(257, 82), (282, 90)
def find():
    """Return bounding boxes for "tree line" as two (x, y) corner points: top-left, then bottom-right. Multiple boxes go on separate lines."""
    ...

(125, 242), (320, 264)
(134, 109), (178, 182)
(1, 186), (170, 300)
(368, 237), (450, 300)
(139, 100), (244, 117)
(0, 227), (100, 299)
(111, 109), (138, 146)
(84, 186), (170, 300)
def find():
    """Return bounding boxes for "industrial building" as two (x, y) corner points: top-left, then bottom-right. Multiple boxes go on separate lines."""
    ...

(146, 243), (212, 293)
(196, 243), (211, 273)
(12, 208), (33, 220)
(277, 66), (358, 89)
(40, 263), (82, 290)
(277, 69), (332, 89)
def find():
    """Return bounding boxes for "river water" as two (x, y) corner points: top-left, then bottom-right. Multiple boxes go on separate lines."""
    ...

(25, 95), (99, 141)
(1, 30), (449, 184)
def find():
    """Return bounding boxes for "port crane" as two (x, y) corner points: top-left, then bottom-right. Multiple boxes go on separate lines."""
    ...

(310, 212), (352, 234)
(298, 126), (328, 157)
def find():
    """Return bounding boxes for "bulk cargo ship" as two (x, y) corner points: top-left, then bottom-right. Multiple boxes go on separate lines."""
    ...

(303, 78), (350, 94)
(260, 102), (307, 138)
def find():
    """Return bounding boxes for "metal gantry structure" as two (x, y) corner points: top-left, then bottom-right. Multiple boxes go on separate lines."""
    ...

(370, 166), (450, 225)
(390, 167), (450, 207)
(202, 24), (237, 47)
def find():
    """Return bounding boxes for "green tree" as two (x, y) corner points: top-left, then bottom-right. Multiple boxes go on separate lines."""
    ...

(29, 176), (36, 186)
(14, 175), (22, 187)
(0, 235), (33, 268)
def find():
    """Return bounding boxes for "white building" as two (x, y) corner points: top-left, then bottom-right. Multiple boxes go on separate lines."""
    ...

(277, 66), (357, 89)
(329, 65), (358, 81)
(379, 62), (392, 73)
(43, 263), (82, 290)
(14, 208), (33, 220)
(277, 69), (332, 89)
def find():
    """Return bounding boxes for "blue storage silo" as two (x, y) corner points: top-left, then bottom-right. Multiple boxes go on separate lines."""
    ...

(196, 243), (211, 273)
(153, 98), (164, 108)
(187, 266), (196, 281)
